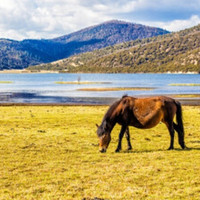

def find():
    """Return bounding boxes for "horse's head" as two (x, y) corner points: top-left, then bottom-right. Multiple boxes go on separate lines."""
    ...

(96, 119), (111, 153)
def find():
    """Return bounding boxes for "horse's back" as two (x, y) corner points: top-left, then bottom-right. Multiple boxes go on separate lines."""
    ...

(121, 96), (177, 128)
(126, 96), (176, 107)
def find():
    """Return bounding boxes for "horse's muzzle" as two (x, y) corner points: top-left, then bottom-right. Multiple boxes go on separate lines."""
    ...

(99, 148), (106, 153)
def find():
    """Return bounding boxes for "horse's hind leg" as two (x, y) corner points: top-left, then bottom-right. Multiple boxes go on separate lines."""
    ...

(125, 127), (132, 150)
(173, 122), (185, 149)
(115, 126), (126, 152)
(165, 121), (175, 150)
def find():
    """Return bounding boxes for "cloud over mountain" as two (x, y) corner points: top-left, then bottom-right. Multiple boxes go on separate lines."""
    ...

(0, 0), (200, 40)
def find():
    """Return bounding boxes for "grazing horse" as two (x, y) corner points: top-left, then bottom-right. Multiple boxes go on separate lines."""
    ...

(96, 95), (185, 153)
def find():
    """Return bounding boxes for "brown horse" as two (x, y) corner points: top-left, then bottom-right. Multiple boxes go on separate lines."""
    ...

(96, 95), (185, 153)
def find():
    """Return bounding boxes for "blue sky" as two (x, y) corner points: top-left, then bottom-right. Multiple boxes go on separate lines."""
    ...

(0, 0), (200, 40)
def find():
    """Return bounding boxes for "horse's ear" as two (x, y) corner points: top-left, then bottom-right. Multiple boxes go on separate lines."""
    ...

(96, 124), (99, 128)
(102, 120), (108, 130)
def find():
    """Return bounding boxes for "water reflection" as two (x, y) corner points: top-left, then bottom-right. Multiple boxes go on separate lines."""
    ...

(0, 92), (116, 104)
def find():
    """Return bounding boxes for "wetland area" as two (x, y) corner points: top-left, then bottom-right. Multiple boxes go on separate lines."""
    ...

(0, 73), (200, 105)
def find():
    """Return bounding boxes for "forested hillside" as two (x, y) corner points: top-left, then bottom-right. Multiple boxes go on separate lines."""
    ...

(0, 20), (169, 70)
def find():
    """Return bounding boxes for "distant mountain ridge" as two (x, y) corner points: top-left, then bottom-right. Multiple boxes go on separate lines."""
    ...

(28, 24), (200, 73)
(53, 20), (168, 44)
(0, 20), (169, 70)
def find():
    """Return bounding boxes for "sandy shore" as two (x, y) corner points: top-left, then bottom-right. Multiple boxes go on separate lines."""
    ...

(0, 69), (59, 74)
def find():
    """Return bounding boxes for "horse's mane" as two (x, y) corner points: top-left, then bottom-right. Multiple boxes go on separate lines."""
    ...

(103, 96), (127, 121)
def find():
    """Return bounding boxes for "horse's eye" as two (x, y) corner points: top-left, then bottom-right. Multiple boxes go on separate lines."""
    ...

(103, 126), (108, 132)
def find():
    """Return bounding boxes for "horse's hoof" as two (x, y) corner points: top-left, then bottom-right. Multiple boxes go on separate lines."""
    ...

(127, 147), (132, 151)
(182, 145), (189, 150)
(181, 144), (186, 149)
(167, 147), (174, 150)
(115, 149), (120, 153)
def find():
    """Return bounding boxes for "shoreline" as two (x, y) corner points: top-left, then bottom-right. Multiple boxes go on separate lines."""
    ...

(0, 97), (200, 106)
(0, 69), (59, 74)
(0, 91), (200, 106)
(0, 69), (199, 74)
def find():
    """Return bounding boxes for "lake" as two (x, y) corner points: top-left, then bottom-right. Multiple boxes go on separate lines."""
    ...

(0, 73), (200, 104)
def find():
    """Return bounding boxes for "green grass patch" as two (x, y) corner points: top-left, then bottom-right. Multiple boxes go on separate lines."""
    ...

(55, 81), (112, 85)
(0, 105), (200, 199)
(169, 83), (200, 86)
(77, 87), (154, 91)
(172, 94), (200, 98)
(0, 81), (13, 84)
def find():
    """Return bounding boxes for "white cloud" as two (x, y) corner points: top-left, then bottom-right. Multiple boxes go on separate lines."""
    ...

(142, 15), (200, 32)
(162, 15), (200, 32)
(0, 0), (200, 40)
(0, 0), (111, 40)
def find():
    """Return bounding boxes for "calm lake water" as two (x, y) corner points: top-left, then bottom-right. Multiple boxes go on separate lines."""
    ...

(0, 73), (199, 104)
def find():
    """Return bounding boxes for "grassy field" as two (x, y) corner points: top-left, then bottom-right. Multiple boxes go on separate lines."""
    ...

(0, 105), (200, 200)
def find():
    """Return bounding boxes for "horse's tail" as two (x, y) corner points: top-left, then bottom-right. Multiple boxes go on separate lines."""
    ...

(175, 101), (184, 133)
(175, 100), (185, 149)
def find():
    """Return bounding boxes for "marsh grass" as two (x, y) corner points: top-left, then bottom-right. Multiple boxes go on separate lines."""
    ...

(0, 106), (200, 200)
(77, 87), (154, 91)
(55, 81), (112, 85)
(173, 94), (200, 98)
(169, 83), (200, 86)
(0, 81), (13, 84)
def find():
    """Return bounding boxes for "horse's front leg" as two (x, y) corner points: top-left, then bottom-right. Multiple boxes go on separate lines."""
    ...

(115, 126), (127, 152)
(125, 127), (132, 150)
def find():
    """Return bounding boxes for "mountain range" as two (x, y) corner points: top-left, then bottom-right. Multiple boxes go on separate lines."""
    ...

(0, 20), (169, 70)
(29, 23), (200, 73)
